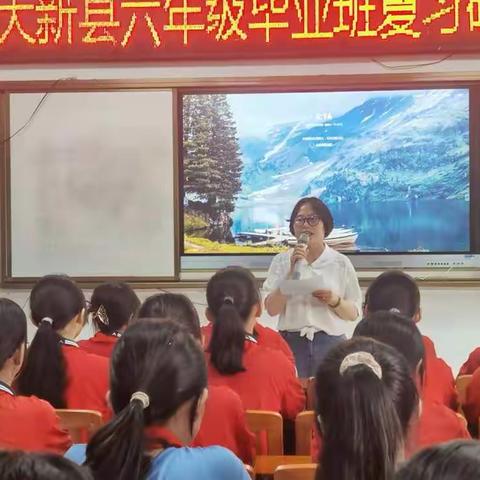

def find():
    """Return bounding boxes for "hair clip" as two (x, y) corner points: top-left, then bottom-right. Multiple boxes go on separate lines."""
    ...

(130, 391), (150, 410)
(41, 317), (53, 325)
(93, 305), (109, 326)
(339, 351), (383, 380)
(223, 296), (234, 305)
(389, 307), (401, 314)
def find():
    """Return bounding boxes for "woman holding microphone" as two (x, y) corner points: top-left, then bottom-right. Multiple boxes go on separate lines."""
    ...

(264, 197), (362, 378)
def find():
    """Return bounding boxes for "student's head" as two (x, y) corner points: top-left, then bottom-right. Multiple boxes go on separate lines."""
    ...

(206, 266), (261, 375)
(86, 319), (208, 480)
(17, 274), (86, 408)
(89, 282), (140, 335)
(354, 311), (425, 383)
(364, 270), (421, 321)
(0, 451), (92, 480)
(396, 440), (480, 480)
(289, 197), (334, 241)
(138, 293), (201, 340)
(314, 337), (418, 480)
(0, 298), (27, 380)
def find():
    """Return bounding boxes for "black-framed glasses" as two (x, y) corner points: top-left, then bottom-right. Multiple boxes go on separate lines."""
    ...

(294, 215), (321, 227)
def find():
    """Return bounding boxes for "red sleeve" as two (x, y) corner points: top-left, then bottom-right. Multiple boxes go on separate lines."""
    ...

(271, 333), (295, 366)
(310, 426), (322, 462)
(40, 402), (73, 454)
(423, 356), (457, 410)
(229, 391), (256, 465)
(460, 348), (480, 376)
(463, 370), (480, 429)
(278, 355), (306, 420)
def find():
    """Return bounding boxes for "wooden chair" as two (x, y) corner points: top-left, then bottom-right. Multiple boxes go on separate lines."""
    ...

(456, 375), (473, 408)
(246, 410), (283, 455)
(274, 464), (317, 480)
(306, 377), (316, 410)
(55, 409), (103, 442)
(295, 411), (315, 455)
(255, 456), (313, 476)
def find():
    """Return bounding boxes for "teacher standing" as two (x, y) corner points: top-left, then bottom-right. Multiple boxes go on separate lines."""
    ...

(263, 197), (362, 378)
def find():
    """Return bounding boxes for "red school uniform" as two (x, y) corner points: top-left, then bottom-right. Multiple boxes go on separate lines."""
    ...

(78, 332), (119, 358)
(193, 385), (255, 465)
(0, 382), (72, 454)
(463, 366), (480, 430)
(61, 340), (111, 420)
(459, 347), (480, 376)
(422, 335), (457, 410)
(202, 322), (295, 366)
(207, 340), (305, 420)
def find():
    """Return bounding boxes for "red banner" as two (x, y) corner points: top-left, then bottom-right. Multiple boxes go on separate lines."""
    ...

(0, 0), (479, 63)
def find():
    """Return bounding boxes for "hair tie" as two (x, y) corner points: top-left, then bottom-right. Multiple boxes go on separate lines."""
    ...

(92, 305), (109, 326)
(389, 307), (401, 314)
(223, 296), (234, 305)
(41, 317), (53, 326)
(339, 351), (383, 380)
(130, 391), (150, 409)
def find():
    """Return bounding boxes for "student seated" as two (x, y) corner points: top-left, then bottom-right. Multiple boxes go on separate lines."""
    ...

(0, 298), (71, 453)
(17, 275), (110, 419)
(396, 440), (480, 480)
(137, 293), (255, 464)
(462, 365), (480, 434)
(0, 451), (92, 480)
(460, 348), (480, 376)
(205, 267), (305, 425)
(354, 312), (470, 452)
(364, 270), (457, 409)
(314, 337), (418, 480)
(67, 320), (250, 480)
(79, 282), (140, 358)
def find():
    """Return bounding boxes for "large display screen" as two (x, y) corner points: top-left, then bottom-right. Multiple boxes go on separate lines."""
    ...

(181, 88), (470, 256)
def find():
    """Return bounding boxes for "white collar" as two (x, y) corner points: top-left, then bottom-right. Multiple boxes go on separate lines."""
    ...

(0, 382), (14, 396)
(59, 338), (79, 348)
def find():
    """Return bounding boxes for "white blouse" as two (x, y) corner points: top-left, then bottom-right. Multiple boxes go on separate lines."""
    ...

(263, 244), (362, 339)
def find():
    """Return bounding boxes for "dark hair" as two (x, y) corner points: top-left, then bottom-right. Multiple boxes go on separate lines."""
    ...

(89, 282), (140, 335)
(138, 293), (201, 340)
(0, 451), (92, 480)
(0, 298), (27, 370)
(354, 311), (425, 382)
(17, 275), (86, 408)
(365, 270), (420, 318)
(289, 197), (334, 236)
(206, 266), (260, 375)
(85, 319), (207, 480)
(315, 337), (418, 480)
(396, 440), (480, 480)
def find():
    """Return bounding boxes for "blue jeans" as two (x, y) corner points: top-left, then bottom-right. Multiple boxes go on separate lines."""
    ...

(280, 331), (346, 378)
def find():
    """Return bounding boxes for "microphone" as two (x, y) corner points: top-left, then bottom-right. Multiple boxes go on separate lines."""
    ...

(292, 232), (310, 280)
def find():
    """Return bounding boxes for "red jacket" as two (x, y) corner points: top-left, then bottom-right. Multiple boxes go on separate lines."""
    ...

(0, 384), (71, 453)
(460, 347), (480, 376)
(62, 343), (110, 420)
(310, 400), (470, 461)
(207, 340), (305, 419)
(463, 367), (480, 429)
(78, 332), (118, 358)
(202, 322), (295, 366)
(421, 335), (457, 410)
(193, 385), (255, 464)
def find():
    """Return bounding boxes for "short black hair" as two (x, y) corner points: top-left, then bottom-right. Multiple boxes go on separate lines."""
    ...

(365, 270), (420, 318)
(289, 197), (334, 236)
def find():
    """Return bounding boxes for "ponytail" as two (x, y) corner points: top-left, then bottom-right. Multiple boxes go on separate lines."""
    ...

(16, 275), (85, 408)
(86, 399), (149, 480)
(209, 301), (246, 375)
(315, 338), (418, 480)
(17, 320), (67, 408)
(206, 267), (260, 376)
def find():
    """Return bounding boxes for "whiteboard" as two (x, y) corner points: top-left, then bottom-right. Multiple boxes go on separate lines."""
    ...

(9, 91), (176, 278)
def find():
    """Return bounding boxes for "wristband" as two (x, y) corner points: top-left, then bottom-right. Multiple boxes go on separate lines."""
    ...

(329, 296), (342, 309)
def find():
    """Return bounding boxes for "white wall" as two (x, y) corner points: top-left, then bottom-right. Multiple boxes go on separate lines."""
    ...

(2, 54), (480, 375)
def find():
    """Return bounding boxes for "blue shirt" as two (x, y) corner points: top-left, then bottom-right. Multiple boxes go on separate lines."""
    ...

(65, 444), (249, 480)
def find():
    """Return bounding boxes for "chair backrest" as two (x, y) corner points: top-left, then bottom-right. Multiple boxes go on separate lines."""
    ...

(245, 464), (255, 479)
(456, 375), (473, 407)
(306, 377), (316, 410)
(246, 410), (283, 455)
(55, 409), (103, 442)
(274, 464), (317, 480)
(295, 411), (315, 455)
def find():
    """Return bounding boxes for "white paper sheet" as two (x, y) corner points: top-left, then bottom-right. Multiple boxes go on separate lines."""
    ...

(279, 275), (328, 295)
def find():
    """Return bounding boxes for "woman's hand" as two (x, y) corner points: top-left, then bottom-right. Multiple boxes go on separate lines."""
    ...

(312, 289), (340, 307)
(290, 244), (308, 275)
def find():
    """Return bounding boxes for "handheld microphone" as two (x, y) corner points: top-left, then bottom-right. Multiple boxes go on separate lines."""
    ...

(292, 232), (310, 280)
